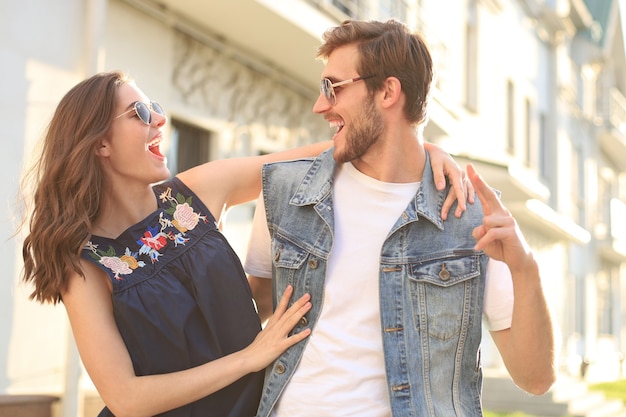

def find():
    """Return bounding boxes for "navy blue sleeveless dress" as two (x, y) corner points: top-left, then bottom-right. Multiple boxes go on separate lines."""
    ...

(81, 177), (263, 417)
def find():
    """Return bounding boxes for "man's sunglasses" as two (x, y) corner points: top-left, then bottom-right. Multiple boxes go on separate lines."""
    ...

(114, 101), (165, 125)
(320, 75), (374, 106)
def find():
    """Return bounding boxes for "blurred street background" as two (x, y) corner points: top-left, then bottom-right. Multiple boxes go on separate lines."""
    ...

(1, 0), (625, 416)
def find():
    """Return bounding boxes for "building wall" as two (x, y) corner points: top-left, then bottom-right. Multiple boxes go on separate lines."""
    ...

(1, 0), (89, 396)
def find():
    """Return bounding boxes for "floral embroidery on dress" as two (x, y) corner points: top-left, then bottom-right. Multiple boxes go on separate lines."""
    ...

(85, 186), (208, 280)
(85, 242), (146, 281)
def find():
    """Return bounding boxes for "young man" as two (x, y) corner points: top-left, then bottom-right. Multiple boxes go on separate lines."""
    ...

(246, 19), (557, 417)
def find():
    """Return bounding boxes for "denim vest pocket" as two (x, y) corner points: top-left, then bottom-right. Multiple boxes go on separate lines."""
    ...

(407, 253), (481, 340)
(271, 235), (309, 270)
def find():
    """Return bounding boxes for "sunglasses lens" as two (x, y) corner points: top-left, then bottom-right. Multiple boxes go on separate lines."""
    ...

(134, 102), (151, 124)
(321, 79), (334, 103)
(151, 102), (164, 116)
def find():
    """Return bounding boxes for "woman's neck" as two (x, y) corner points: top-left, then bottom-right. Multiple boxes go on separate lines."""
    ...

(92, 184), (157, 238)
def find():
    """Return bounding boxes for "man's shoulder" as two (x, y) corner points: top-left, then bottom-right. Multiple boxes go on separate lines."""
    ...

(265, 155), (317, 168)
(264, 147), (334, 174)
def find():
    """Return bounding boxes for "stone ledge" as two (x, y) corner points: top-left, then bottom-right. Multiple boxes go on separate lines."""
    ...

(0, 395), (59, 417)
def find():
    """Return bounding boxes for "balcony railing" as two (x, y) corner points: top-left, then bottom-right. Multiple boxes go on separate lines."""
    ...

(597, 87), (626, 171)
(607, 87), (626, 133)
(307, 0), (360, 19)
(610, 198), (626, 243)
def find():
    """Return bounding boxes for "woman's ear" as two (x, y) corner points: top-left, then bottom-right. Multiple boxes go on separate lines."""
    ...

(95, 139), (110, 157)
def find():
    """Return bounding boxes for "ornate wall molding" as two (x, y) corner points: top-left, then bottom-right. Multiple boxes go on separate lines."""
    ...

(172, 30), (328, 152)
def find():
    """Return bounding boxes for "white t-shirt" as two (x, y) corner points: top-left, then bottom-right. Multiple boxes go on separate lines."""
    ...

(245, 162), (513, 417)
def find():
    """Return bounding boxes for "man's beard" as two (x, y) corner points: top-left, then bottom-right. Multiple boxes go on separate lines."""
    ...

(334, 97), (384, 164)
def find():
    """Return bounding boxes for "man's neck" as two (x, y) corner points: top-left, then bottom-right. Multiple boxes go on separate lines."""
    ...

(351, 134), (425, 183)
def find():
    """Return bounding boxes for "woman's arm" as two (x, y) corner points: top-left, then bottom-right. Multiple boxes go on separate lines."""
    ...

(178, 140), (470, 226)
(177, 141), (333, 225)
(63, 261), (311, 417)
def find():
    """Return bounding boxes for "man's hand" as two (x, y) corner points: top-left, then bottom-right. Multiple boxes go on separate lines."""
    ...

(467, 164), (533, 273)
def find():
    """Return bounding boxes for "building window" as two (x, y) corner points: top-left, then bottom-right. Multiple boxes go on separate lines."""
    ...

(332, 0), (359, 16)
(597, 265), (618, 336)
(539, 112), (548, 181)
(574, 61), (583, 112)
(312, 0), (411, 21)
(581, 64), (596, 120)
(569, 272), (586, 337)
(570, 144), (585, 226)
(524, 98), (535, 168)
(524, 99), (534, 168)
(598, 174), (612, 236)
(506, 80), (515, 154)
(377, 0), (408, 21)
(168, 119), (212, 175)
(464, 0), (478, 112)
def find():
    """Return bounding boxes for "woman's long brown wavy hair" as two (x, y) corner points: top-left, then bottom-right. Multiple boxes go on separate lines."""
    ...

(21, 71), (128, 304)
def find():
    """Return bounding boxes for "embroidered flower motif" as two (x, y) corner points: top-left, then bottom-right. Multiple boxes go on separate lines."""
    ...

(172, 233), (190, 246)
(139, 225), (169, 250)
(86, 243), (146, 280)
(163, 191), (207, 232)
(159, 187), (172, 203)
(173, 203), (200, 232)
(100, 256), (133, 277)
(120, 254), (140, 269)
(85, 186), (208, 278)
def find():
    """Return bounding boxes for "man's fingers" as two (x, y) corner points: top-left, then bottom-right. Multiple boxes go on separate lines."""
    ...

(467, 164), (504, 216)
(472, 225), (486, 241)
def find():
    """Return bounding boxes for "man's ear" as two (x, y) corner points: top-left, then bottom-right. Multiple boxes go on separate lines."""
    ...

(380, 76), (402, 108)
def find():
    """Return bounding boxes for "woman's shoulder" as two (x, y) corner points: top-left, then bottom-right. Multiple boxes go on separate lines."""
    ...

(152, 177), (213, 217)
(62, 258), (113, 303)
(152, 177), (191, 198)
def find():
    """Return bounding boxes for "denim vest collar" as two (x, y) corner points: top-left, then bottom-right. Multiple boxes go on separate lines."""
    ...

(291, 147), (446, 230)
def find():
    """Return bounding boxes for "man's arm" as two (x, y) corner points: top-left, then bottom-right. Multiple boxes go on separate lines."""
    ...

(249, 275), (273, 324)
(468, 164), (557, 395)
(488, 271), (557, 395)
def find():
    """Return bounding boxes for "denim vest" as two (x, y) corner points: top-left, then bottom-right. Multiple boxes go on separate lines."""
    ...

(257, 149), (489, 417)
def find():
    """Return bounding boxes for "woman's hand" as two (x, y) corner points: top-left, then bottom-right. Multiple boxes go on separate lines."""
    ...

(425, 142), (475, 219)
(242, 285), (312, 372)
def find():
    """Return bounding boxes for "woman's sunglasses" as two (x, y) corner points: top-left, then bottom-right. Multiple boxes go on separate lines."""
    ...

(114, 101), (165, 125)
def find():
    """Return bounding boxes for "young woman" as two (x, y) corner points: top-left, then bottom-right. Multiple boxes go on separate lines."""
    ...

(20, 71), (468, 417)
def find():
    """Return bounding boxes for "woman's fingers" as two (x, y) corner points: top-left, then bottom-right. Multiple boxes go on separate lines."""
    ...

(263, 286), (311, 344)
(272, 284), (294, 316)
(441, 169), (476, 220)
(244, 286), (311, 372)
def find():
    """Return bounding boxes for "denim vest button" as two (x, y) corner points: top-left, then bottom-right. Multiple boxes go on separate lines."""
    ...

(299, 316), (308, 326)
(273, 244), (284, 261)
(275, 363), (286, 374)
(439, 263), (450, 281)
(308, 259), (318, 269)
